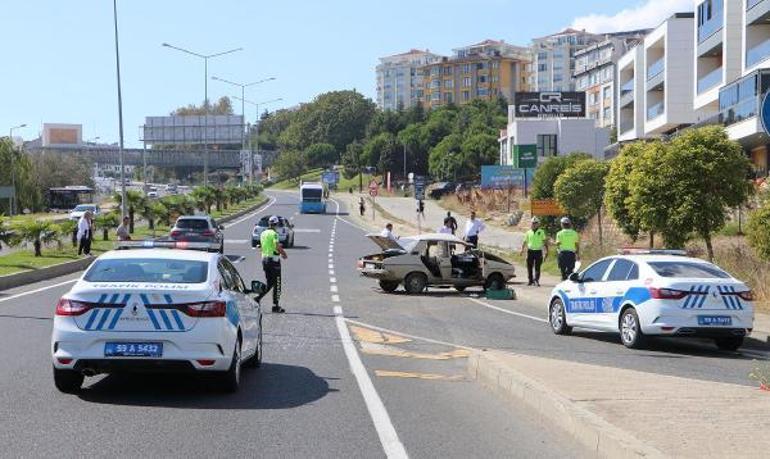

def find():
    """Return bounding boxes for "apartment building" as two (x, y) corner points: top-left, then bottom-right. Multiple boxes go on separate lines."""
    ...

(376, 49), (443, 110)
(532, 29), (604, 91)
(419, 40), (532, 109)
(574, 32), (648, 128)
(617, 13), (697, 142)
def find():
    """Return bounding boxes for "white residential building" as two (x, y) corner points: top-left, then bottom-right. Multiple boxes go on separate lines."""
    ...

(376, 49), (443, 110)
(532, 29), (604, 91)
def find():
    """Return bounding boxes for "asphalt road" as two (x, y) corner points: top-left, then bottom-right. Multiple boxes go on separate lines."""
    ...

(0, 191), (580, 458)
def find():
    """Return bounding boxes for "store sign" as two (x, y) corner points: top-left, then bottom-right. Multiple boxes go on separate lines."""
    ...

(514, 145), (538, 169)
(513, 92), (586, 118)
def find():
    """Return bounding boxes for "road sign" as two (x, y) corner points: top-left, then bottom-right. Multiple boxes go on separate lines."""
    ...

(321, 170), (340, 185)
(368, 179), (378, 197)
(514, 145), (538, 169)
(531, 199), (564, 216)
(414, 175), (426, 200)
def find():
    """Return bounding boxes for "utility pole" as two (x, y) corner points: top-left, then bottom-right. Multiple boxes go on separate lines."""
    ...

(112, 0), (127, 219)
(8, 124), (26, 215)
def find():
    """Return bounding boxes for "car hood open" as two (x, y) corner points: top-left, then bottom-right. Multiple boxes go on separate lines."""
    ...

(366, 234), (404, 252)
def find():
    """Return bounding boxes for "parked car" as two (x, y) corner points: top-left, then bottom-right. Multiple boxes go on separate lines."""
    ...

(252, 215), (295, 248)
(428, 182), (456, 200)
(357, 233), (515, 294)
(69, 204), (100, 221)
(169, 216), (224, 253)
(146, 191), (159, 199)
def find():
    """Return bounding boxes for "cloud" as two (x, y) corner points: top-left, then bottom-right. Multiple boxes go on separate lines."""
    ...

(570, 0), (693, 33)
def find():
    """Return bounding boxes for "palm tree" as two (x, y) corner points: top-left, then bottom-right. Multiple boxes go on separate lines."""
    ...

(113, 190), (145, 233)
(212, 187), (225, 212)
(93, 212), (120, 241)
(190, 186), (215, 214)
(58, 220), (78, 247)
(138, 201), (168, 231)
(12, 221), (60, 257)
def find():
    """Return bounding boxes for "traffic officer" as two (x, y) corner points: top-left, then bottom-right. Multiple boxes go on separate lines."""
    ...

(463, 211), (485, 248)
(555, 216), (580, 281)
(520, 217), (548, 286)
(257, 215), (288, 313)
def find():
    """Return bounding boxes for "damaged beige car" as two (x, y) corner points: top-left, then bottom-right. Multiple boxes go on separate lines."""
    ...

(357, 233), (515, 294)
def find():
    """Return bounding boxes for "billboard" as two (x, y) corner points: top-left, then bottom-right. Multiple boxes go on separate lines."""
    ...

(142, 115), (244, 145)
(481, 166), (536, 189)
(513, 92), (586, 118)
(42, 123), (82, 147)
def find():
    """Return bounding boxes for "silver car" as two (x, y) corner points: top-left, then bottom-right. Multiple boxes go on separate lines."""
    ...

(252, 216), (295, 248)
(358, 233), (516, 294)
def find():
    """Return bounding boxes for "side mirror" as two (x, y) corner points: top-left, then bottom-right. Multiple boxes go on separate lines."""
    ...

(219, 225), (225, 230)
(251, 280), (267, 295)
(568, 272), (581, 283)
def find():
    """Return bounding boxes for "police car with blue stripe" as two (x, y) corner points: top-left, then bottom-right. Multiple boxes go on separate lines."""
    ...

(548, 249), (755, 351)
(51, 241), (263, 393)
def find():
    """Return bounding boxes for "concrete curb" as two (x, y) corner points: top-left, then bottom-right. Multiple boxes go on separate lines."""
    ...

(0, 197), (269, 292)
(467, 350), (665, 458)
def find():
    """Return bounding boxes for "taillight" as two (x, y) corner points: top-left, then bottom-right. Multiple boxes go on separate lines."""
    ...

(201, 229), (215, 237)
(180, 301), (226, 317)
(170, 230), (182, 237)
(648, 287), (689, 300)
(55, 298), (95, 316)
(357, 259), (364, 269)
(738, 290), (755, 301)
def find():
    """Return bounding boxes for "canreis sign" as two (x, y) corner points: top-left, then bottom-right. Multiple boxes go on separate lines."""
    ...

(514, 92), (586, 118)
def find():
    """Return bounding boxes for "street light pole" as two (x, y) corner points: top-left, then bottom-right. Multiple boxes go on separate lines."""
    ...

(8, 123), (26, 216)
(211, 76), (275, 183)
(231, 96), (283, 183)
(112, 0), (127, 219)
(162, 43), (242, 187)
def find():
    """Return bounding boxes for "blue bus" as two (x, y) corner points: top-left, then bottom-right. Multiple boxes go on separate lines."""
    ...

(299, 182), (327, 214)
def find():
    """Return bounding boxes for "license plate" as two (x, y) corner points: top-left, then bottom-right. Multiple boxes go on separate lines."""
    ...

(105, 342), (163, 357)
(698, 316), (732, 326)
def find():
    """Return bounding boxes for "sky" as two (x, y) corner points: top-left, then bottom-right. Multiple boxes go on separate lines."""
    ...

(2, 0), (692, 148)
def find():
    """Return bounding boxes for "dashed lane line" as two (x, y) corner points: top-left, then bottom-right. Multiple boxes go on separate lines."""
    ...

(331, 285), (338, 293)
(332, 294), (340, 303)
(228, 196), (277, 226)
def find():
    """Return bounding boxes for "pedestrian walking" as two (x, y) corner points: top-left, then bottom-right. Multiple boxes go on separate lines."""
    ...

(463, 211), (485, 248)
(520, 217), (548, 286)
(445, 211), (458, 235)
(257, 216), (288, 313)
(76, 211), (93, 256)
(116, 216), (131, 241)
(359, 197), (366, 217)
(555, 216), (580, 281)
(438, 217), (453, 234)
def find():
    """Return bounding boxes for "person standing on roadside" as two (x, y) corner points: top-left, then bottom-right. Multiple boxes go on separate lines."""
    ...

(556, 216), (580, 281)
(463, 211), (485, 248)
(359, 197), (366, 217)
(446, 211), (458, 235)
(520, 217), (548, 286)
(258, 216), (288, 313)
(77, 211), (93, 256)
(116, 216), (131, 241)
(438, 217), (453, 234)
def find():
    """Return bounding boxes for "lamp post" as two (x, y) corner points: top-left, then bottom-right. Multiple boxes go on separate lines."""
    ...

(8, 123), (26, 216)
(211, 76), (276, 182)
(231, 96), (282, 182)
(162, 43), (242, 187)
(112, 0), (128, 219)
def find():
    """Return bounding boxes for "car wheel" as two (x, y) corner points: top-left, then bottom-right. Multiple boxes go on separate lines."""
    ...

(251, 240), (257, 248)
(549, 298), (572, 335)
(218, 340), (242, 392)
(484, 273), (505, 291)
(53, 366), (84, 394)
(715, 336), (744, 352)
(619, 308), (647, 349)
(378, 280), (399, 293)
(454, 286), (467, 292)
(404, 272), (427, 294)
(245, 317), (263, 368)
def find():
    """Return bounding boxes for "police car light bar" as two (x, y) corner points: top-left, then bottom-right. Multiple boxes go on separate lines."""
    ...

(116, 240), (221, 252)
(618, 248), (688, 256)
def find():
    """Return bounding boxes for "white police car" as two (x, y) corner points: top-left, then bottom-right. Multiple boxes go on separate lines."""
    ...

(548, 250), (755, 351)
(51, 241), (263, 393)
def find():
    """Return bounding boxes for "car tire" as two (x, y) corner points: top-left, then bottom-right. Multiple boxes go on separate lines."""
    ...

(454, 286), (467, 292)
(218, 340), (242, 393)
(251, 241), (257, 249)
(714, 336), (744, 351)
(404, 272), (427, 294)
(245, 317), (263, 368)
(484, 273), (505, 291)
(619, 308), (647, 349)
(549, 298), (572, 335)
(379, 280), (400, 293)
(53, 367), (84, 393)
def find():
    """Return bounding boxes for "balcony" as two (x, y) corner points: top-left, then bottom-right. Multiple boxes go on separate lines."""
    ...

(748, 0), (765, 11)
(647, 58), (665, 80)
(697, 67), (723, 94)
(647, 102), (665, 120)
(747, 0), (770, 25)
(746, 38), (770, 68)
(698, 17), (723, 44)
(619, 89), (634, 108)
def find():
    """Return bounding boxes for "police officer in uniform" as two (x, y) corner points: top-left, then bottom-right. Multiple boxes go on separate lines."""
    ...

(257, 216), (288, 313)
(520, 217), (548, 286)
(555, 216), (580, 281)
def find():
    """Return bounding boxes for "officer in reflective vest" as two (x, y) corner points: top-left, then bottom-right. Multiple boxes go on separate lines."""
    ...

(555, 216), (580, 281)
(520, 217), (548, 286)
(257, 216), (288, 313)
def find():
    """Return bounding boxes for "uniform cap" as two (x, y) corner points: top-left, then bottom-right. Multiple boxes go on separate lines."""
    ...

(531, 217), (540, 223)
(269, 215), (280, 225)
(560, 216), (571, 225)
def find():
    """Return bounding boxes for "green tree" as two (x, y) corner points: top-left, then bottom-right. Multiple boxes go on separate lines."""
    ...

(554, 159), (610, 244)
(190, 186), (216, 214)
(272, 150), (307, 183)
(531, 152), (594, 200)
(113, 190), (145, 233)
(11, 221), (60, 257)
(363, 132), (400, 176)
(304, 143), (338, 169)
(161, 195), (195, 225)
(428, 134), (464, 181)
(460, 132), (499, 174)
(138, 201), (167, 231)
(94, 212), (120, 241)
(172, 96), (234, 116)
(604, 143), (646, 242)
(747, 194), (770, 261)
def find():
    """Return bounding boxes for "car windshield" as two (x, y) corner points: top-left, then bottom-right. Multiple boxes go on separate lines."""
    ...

(84, 258), (208, 283)
(176, 219), (209, 231)
(258, 216), (270, 227)
(73, 205), (94, 212)
(647, 261), (731, 279)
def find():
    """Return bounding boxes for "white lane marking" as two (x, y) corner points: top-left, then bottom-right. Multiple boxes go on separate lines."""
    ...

(227, 196), (276, 226)
(333, 305), (408, 458)
(344, 318), (477, 351)
(332, 294), (340, 302)
(0, 279), (78, 304)
(330, 277), (337, 283)
(293, 228), (322, 233)
(330, 285), (338, 293)
(468, 298), (547, 323)
(224, 239), (249, 244)
(328, 264), (334, 269)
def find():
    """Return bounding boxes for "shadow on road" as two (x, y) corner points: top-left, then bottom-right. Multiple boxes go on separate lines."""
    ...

(287, 245), (312, 250)
(77, 362), (337, 409)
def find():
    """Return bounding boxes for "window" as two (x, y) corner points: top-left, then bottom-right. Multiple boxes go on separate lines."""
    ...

(536, 134), (557, 157)
(580, 259), (613, 282)
(477, 88), (489, 96)
(444, 79), (454, 88)
(222, 259), (246, 292)
(463, 77), (472, 87)
(491, 75), (499, 83)
(538, 63), (548, 72)
(431, 79), (440, 89)
(175, 218), (211, 231)
(647, 262), (730, 279)
(603, 107), (612, 120)
(217, 261), (235, 290)
(444, 92), (453, 103)
(431, 92), (440, 101)
(479, 75), (487, 83)
(607, 259), (638, 281)
(444, 66), (453, 75)
(84, 258), (209, 284)
(462, 90), (470, 101)
(603, 86), (612, 100)
(491, 61), (500, 69)
(462, 64), (471, 73)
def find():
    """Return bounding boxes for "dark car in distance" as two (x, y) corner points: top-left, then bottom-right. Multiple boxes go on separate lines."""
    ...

(169, 216), (224, 253)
